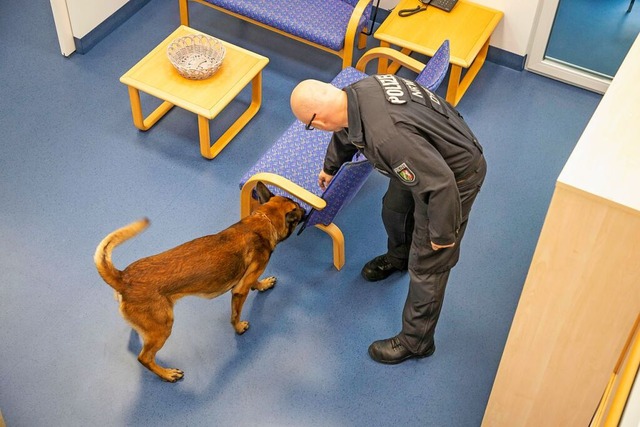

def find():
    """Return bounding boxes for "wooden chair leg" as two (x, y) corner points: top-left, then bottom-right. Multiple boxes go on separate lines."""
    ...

(315, 223), (345, 270)
(179, 0), (189, 25)
(358, 33), (367, 50)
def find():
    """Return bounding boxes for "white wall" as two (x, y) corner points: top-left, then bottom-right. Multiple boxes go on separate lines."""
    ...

(66, 0), (128, 38)
(378, 0), (539, 56)
(49, 0), (130, 55)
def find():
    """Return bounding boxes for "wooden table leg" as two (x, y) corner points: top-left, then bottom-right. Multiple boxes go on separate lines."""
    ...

(376, 42), (413, 75)
(127, 86), (174, 131)
(446, 38), (490, 106)
(198, 72), (263, 160)
(386, 47), (412, 74)
(377, 41), (391, 73)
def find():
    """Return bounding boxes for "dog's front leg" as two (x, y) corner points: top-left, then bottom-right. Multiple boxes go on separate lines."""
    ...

(252, 276), (277, 291)
(230, 289), (250, 334)
(230, 264), (267, 334)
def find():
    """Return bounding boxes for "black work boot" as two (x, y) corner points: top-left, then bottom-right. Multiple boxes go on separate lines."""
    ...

(361, 254), (403, 282)
(368, 336), (435, 364)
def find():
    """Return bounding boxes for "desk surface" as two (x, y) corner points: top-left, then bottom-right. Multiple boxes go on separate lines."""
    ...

(558, 34), (640, 212)
(120, 26), (269, 119)
(374, 0), (502, 68)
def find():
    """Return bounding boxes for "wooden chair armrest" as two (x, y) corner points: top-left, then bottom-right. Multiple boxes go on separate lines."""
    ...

(343, 0), (372, 68)
(355, 46), (425, 74)
(240, 172), (327, 218)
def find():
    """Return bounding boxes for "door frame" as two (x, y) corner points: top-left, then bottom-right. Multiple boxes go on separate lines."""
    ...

(49, 0), (76, 56)
(526, 0), (610, 94)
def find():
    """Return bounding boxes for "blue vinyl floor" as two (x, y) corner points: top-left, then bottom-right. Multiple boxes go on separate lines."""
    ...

(0, 0), (603, 426)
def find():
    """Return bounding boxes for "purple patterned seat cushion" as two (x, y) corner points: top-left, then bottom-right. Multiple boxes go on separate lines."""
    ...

(240, 67), (368, 213)
(203, 0), (371, 51)
(241, 122), (329, 213)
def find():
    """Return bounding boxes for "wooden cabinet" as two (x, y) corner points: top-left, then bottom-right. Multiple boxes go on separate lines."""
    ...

(482, 35), (640, 426)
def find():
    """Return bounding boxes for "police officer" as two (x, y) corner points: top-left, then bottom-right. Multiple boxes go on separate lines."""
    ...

(290, 74), (486, 364)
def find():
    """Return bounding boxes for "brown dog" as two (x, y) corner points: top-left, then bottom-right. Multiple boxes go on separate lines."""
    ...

(94, 182), (305, 382)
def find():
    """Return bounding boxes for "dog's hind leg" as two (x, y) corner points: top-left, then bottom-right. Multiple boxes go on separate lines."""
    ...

(121, 301), (184, 382)
(137, 328), (184, 382)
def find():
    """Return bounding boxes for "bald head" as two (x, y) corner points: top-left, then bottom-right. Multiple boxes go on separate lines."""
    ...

(290, 79), (348, 132)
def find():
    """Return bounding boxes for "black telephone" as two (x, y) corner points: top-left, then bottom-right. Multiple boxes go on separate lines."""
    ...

(423, 0), (458, 12)
(398, 0), (458, 17)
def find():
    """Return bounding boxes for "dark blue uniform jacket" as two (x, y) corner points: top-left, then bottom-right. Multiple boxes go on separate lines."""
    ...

(323, 74), (483, 246)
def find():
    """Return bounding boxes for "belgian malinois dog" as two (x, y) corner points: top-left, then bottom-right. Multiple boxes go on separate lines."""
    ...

(94, 182), (305, 382)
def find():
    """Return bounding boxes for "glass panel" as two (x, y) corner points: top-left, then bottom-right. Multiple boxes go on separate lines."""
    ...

(545, 0), (640, 78)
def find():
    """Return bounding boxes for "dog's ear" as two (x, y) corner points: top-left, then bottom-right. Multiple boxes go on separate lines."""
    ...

(255, 182), (274, 204)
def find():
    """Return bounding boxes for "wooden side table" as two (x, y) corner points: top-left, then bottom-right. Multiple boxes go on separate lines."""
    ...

(374, 0), (502, 106)
(120, 26), (269, 159)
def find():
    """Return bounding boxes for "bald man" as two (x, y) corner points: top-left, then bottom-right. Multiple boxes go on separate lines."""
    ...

(290, 75), (486, 364)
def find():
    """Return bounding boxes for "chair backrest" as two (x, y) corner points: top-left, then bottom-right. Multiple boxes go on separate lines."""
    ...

(300, 151), (373, 231)
(415, 39), (450, 91)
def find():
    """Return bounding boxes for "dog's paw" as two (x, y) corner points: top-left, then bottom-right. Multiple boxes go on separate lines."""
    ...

(234, 321), (250, 334)
(253, 276), (277, 292)
(161, 368), (184, 383)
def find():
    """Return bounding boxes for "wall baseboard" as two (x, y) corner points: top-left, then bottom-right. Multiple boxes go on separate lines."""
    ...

(488, 47), (526, 71)
(74, 0), (152, 54)
(372, 7), (525, 71)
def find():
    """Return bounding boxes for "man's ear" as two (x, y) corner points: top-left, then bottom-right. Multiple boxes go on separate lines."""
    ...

(255, 181), (274, 204)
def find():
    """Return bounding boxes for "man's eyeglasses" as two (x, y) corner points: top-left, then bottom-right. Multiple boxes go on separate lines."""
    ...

(305, 113), (317, 131)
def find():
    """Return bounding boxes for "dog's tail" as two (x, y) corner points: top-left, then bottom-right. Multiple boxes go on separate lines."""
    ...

(94, 218), (150, 293)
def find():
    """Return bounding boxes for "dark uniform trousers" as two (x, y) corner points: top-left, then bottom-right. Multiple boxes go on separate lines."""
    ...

(382, 156), (486, 354)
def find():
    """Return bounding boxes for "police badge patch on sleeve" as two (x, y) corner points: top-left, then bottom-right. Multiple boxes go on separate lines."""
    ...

(393, 162), (416, 183)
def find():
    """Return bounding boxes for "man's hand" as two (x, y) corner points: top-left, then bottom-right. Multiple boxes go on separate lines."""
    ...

(431, 241), (455, 251)
(318, 170), (334, 191)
